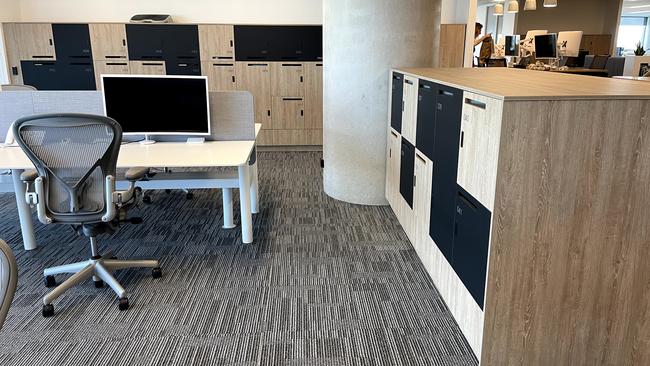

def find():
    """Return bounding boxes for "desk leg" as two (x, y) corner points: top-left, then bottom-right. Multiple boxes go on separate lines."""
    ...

(222, 188), (235, 229)
(250, 160), (259, 214)
(12, 169), (37, 251)
(238, 165), (253, 244)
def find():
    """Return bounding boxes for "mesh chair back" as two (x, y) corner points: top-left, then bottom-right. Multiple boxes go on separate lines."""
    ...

(13, 114), (122, 224)
(0, 239), (17, 331)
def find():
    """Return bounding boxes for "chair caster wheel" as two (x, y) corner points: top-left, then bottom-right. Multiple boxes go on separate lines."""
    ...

(142, 196), (152, 204)
(186, 193), (194, 200)
(152, 267), (162, 279)
(42, 304), (54, 317)
(118, 298), (129, 311)
(44, 275), (56, 288)
(94, 279), (104, 288)
(165, 189), (171, 194)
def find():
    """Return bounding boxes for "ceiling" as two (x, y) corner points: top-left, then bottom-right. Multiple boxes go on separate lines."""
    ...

(623, 0), (650, 16)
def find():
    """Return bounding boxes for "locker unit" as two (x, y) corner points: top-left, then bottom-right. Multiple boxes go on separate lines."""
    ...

(22, 61), (95, 90)
(271, 63), (304, 97)
(415, 79), (436, 159)
(304, 62), (323, 129)
(399, 138), (415, 208)
(271, 97), (305, 129)
(198, 24), (234, 61)
(234, 25), (322, 61)
(400, 75), (418, 144)
(386, 130), (401, 208)
(202, 62), (237, 91)
(390, 72), (404, 133)
(125, 24), (165, 60)
(94, 61), (130, 90)
(235, 62), (272, 128)
(52, 24), (93, 61)
(89, 23), (129, 60)
(20, 61), (60, 90)
(6, 23), (56, 61)
(129, 61), (166, 75)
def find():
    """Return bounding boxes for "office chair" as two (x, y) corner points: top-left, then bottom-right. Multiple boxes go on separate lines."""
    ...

(0, 239), (17, 331)
(0, 84), (37, 91)
(13, 113), (162, 317)
(590, 55), (609, 70)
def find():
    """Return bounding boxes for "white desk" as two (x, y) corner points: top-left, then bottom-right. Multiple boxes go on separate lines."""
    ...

(0, 124), (262, 250)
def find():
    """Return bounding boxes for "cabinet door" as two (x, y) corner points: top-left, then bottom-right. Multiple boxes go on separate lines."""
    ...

(21, 61), (59, 90)
(271, 97), (304, 129)
(414, 152), (434, 255)
(304, 62), (323, 129)
(89, 23), (128, 60)
(234, 26), (272, 61)
(199, 24), (234, 61)
(126, 24), (164, 60)
(202, 62), (237, 91)
(399, 138), (415, 208)
(452, 186), (492, 310)
(301, 26), (323, 62)
(94, 61), (130, 90)
(429, 84), (463, 264)
(415, 80), (436, 160)
(271, 62), (304, 96)
(235, 62), (272, 128)
(390, 72), (404, 133)
(386, 129), (401, 208)
(457, 92), (503, 211)
(165, 61), (201, 76)
(129, 61), (166, 75)
(52, 24), (92, 61)
(162, 25), (200, 60)
(10, 23), (56, 60)
(57, 62), (96, 90)
(401, 75), (418, 144)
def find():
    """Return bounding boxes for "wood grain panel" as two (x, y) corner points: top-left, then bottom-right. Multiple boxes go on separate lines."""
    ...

(439, 24), (466, 68)
(304, 62), (323, 129)
(198, 24), (234, 61)
(235, 62), (272, 129)
(457, 92), (503, 211)
(1, 23), (25, 85)
(401, 75), (419, 145)
(94, 61), (130, 90)
(89, 23), (128, 60)
(385, 129), (401, 208)
(129, 61), (166, 75)
(202, 62), (237, 91)
(8, 23), (56, 61)
(270, 62), (304, 97)
(482, 99), (650, 366)
(257, 129), (322, 146)
(271, 97), (304, 130)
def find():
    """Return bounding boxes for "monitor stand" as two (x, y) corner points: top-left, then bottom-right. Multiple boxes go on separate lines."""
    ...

(186, 137), (205, 144)
(139, 135), (156, 145)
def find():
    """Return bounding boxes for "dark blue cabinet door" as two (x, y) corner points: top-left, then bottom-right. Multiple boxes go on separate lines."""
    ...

(126, 24), (165, 60)
(429, 84), (463, 264)
(415, 80), (436, 159)
(21, 61), (59, 90)
(452, 187), (491, 309)
(301, 26), (322, 61)
(234, 26), (273, 61)
(52, 24), (92, 61)
(399, 138), (415, 208)
(57, 62), (96, 90)
(165, 61), (201, 76)
(391, 73), (404, 133)
(234, 25), (322, 61)
(162, 25), (200, 60)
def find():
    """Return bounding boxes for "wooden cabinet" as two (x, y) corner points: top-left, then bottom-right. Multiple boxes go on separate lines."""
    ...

(386, 129), (402, 208)
(271, 62), (304, 96)
(94, 61), (130, 90)
(304, 62), (323, 129)
(235, 62), (272, 128)
(198, 24), (234, 61)
(580, 34), (612, 55)
(89, 23), (128, 60)
(202, 62), (237, 91)
(129, 61), (166, 75)
(413, 151), (434, 257)
(271, 97), (304, 129)
(401, 75), (418, 144)
(456, 92), (503, 211)
(4, 23), (56, 61)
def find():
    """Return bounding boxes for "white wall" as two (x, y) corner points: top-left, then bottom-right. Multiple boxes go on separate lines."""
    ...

(15, 0), (322, 24)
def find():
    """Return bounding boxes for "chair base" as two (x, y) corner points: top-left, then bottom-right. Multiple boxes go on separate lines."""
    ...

(42, 256), (160, 315)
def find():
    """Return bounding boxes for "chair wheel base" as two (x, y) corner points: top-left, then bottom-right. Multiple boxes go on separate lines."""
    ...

(118, 298), (129, 311)
(186, 193), (194, 200)
(44, 275), (56, 288)
(152, 267), (162, 279)
(142, 196), (152, 204)
(94, 279), (104, 288)
(42, 304), (54, 317)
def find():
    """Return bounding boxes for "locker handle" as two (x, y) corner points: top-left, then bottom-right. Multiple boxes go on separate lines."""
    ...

(404, 79), (414, 85)
(458, 191), (478, 211)
(460, 131), (464, 148)
(282, 64), (302, 67)
(107, 63), (128, 66)
(49, 39), (53, 46)
(213, 63), (234, 67)
(178, 63), (189, 67)
(439, 90), (454, 97)
(316, 63), (323, 67)
(413, 175), (416, 187)
(416, 153), (426, 163)
(300, 110), (304, 116)
(393, 75), (402, 81)
(216, 56), (233, 60)
(33, 56), (54, 59)
(122, 39), (126, 46)
(300, 76), (304, 83)
(267, 110), (271, 117)
(106, 55), (126, 59)
(143, 62), (163, 66)
(232, 76), (236, 83)
(390, 131), (398, 138)
(248, 63), (268, 67)
(230, 40), (234, 47)
(11, 66), (18, 75)
(465, 98), (486, 110)
(389, 148), (391, 158)
(420, 84), (431, 90)
(283, 98), (303, 101)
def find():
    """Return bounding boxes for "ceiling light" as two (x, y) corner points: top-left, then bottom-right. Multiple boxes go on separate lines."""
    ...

(544, 0), (557, 7)
(524, 0), (537, 10)
(494, 3), (504, 15)
(507, 0), (519, 13)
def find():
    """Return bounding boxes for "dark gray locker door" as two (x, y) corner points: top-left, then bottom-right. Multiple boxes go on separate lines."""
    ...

(52, 24), (92, 61)
(391, 72), (404, 133)
(429, 84), (463, 264)
(126, 24), (165, 60)
(58, 62), (96, 90)
(161, 25), (200, 59)
(452, 186), (492, 310)
(415, 79), (436, 159)
(399, 138), (415, 208)
(21, 61), (59, 90)
(234, 25), (272, 61)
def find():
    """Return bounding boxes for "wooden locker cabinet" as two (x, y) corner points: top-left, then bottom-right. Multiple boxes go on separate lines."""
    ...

(94, 61), (130, 90)
(271, 62), (304, 97)
(89, 23), (128, 60)
(457, 92), (503, 211)
(414, 151), (434, 258)
(235, 62), (272, 128)
(386, 129), (402, 208)
(202, 62), (237, 91)
(304, 62), (323, 129)
(401, 75), (419, 144)
(5, 23), (56, 61)
(129, 61), (166, 75)
(198, 24), (234, 61)
(271, 97), (304, 129)
(391, 72), (404, 133)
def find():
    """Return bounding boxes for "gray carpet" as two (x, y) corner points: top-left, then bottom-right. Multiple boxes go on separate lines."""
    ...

(0, 151), (478, 366)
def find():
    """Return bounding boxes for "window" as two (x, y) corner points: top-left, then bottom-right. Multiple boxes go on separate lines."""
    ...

(617, 16), (648, 51)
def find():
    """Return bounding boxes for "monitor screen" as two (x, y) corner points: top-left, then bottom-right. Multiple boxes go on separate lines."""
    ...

(505, 35), (520, 56)
(102, 75), (210, 135)
(534, 34), (558, 58)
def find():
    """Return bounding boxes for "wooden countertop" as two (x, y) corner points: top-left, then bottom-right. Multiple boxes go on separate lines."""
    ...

(398, 67), (650, 101)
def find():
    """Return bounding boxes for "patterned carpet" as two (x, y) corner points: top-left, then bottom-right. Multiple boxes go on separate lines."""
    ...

(0, 152), (477, 366)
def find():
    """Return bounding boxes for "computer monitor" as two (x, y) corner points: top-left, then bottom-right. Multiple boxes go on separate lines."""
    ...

(102, 75), (211, 139)
(504, 35), (520, 56)
(534, 34), (558, 58)
(557, 31), (583, 57)
(523, 30), (548, 53)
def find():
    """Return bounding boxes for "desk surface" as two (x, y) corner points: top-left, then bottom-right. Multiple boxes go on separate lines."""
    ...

(398, 67), (650, 101)
(549, 68), (608, 75)
(0, 124), (261, 170)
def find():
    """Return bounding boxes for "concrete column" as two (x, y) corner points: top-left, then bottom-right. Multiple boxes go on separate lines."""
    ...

(323, 0), (440, 205)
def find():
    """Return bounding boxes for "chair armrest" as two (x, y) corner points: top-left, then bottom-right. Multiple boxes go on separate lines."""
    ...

(20, 169), (38, 182)
(125, 167), (149, 182)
